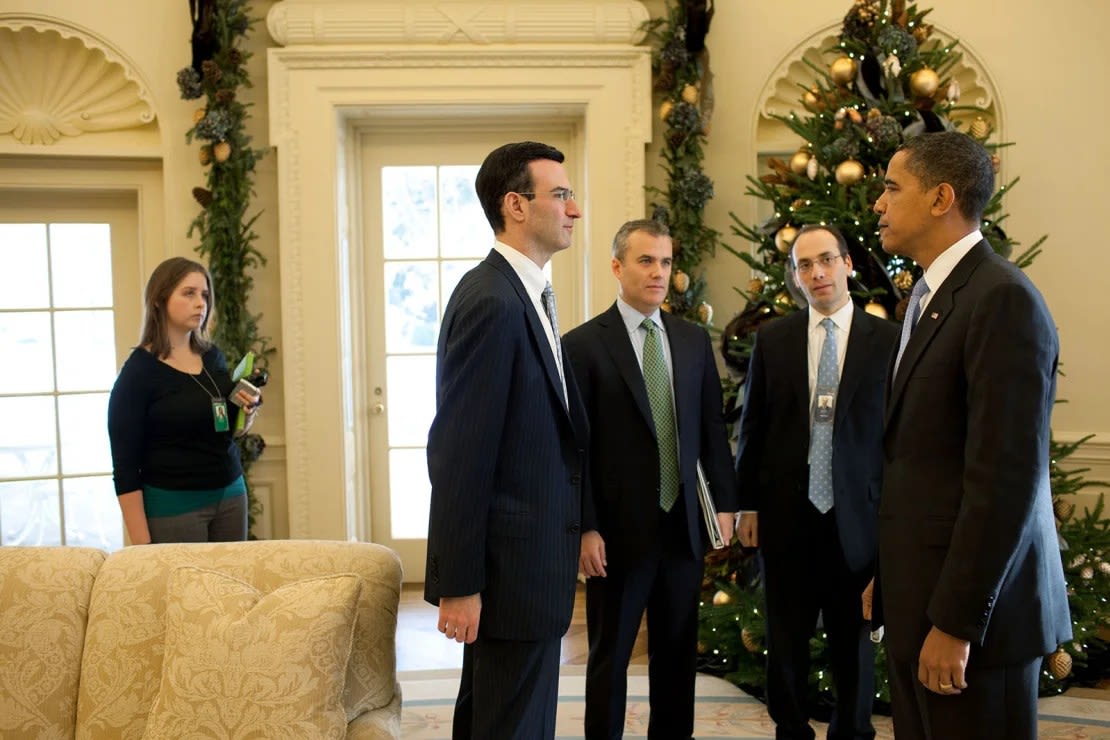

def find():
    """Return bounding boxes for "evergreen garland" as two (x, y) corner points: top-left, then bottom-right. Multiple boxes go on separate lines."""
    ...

(642, 0), (720, 324)
(178, 0), (272, 534)
(699, 0), (1109, 707)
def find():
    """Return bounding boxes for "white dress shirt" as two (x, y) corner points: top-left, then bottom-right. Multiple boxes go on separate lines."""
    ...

(916, 229), (983, 319)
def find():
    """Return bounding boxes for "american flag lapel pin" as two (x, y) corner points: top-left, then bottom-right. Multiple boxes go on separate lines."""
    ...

(930, 312), (939, 320)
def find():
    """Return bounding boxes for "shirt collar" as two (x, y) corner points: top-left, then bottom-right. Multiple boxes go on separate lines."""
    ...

(808, 298), (854, 333)
(493, 240), (548, 297)
(922, 230), (982, 295)
(616, 296), (663, 334)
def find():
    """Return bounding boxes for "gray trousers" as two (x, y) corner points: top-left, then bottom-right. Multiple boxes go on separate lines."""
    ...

(147, 494), (248, 543)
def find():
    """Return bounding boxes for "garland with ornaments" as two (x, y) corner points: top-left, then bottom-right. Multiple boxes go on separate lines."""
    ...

(177, 0), (272, 535)
(642, 0), (720, 325)
(700, 0), (1110, 704)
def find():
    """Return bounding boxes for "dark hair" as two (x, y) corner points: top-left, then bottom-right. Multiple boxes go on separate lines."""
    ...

(791, 223), (849, 266)
(612, 218), (671, 260)
(475, 141), (565, 233)
(898, 132), (994, 222)
(139, 257), (213, 359)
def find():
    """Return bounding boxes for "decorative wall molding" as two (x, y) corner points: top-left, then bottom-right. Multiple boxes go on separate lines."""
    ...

(756, 22), (1000, 137)
(0, 15), (156, 145)
(267, 0), (649, 46)
(268, 38), (651, 540)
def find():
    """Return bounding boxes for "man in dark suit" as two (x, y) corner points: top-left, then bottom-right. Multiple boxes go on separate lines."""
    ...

(425, 141), (590, 739)
(870, 131), (1071, 740)
(735, 224), (898, 740)
(563, 219), (738, 739)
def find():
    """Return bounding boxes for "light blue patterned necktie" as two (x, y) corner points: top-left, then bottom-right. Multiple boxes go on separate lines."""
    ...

(541, 282), (567, 407)
(893, 278), (930, 377)
(808, 318), (838, 514)
(641, 318), (680, 512)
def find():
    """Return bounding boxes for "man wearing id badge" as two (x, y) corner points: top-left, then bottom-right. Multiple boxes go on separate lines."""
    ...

(735, 225), (898, 740)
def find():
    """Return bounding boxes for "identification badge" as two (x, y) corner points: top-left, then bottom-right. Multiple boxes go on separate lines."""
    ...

(814, 393), (835, 423)
(212, 399), (230, 432)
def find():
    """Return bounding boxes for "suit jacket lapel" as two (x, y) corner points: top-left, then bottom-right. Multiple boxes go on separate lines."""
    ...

(835, 308), (874, 426)
(885, 240), (992, 426)
(784, 312), (810, 420)
(599, 303), (656, 433)
(485, 249), (569, 417)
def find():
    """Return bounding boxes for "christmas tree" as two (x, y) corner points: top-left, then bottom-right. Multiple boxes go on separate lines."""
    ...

(694, 0), (1110, 703)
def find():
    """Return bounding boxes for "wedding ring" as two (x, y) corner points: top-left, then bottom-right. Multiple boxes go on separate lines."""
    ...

(939, 682), (953, 690)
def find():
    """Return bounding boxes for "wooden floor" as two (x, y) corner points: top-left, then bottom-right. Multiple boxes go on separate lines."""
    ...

(397, 581), (647, 672)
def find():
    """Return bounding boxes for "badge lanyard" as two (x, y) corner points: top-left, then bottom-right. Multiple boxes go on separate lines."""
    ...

(189, 367), (229, 432)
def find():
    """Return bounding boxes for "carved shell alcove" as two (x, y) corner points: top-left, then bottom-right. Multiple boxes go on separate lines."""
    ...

(755, 24), (1000, 153)
(0, 22), (156, 146)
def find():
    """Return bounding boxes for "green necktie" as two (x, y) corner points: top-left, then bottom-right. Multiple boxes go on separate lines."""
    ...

(641, 318), (680, 512)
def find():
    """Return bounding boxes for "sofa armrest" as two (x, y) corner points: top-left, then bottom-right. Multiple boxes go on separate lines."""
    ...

(346, 682), (402, 739)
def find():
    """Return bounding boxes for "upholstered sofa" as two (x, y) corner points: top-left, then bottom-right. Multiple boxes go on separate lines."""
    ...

(0, 540), (403, 739)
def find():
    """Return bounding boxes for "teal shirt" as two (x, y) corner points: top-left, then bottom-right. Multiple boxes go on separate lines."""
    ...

(143, 475), (246, 517)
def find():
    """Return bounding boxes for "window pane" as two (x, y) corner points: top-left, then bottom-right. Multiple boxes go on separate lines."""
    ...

(58, 393), (110, 475)
(0, 396), (57, 477)
(382, 166), (437, 259)
(0, 312), (54, 393)
(0, 223), (49, 308)
(384, 262), (438, 352)
(63, 476), (123, 550)
(389, 448), (430, 539)
(55, 311), (117, 391)
(0, 479), (61, 546)
(386, 356), (435, 447)
(441, 260), (481, 312)
(49, 223), (113, 307)
(439, 166), (491, 258)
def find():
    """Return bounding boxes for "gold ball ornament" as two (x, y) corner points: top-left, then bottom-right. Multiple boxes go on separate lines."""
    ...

(835, 159), (865, 186)
(803, 87), (822, 110)
(741, 628), (760, 653)
(661, 300), (672, 314)
(712, 589), (731, 606)
(192, 108), (207, 125)
(790, 150), (811, 175)
(775, 225), (799, 254)
(910, 68), (940, 98)
(659, 100), (674, 122)
(1048, 648), (1073, 680)
(748, 278), (765, 295)
(198, 146), (212, 166)
(681, 84), (699, 104)
(697, 302), (714, 325)
(970, 116), (992, 140)
(864, 302), (889, 319)
(697, 641), (708, 654)
(894, 270), (914, 291)
(830, 56), (858, 86)
(672, 269), (690, 294)
(213, 141), (232, 163)
(773, 291), (795, 313)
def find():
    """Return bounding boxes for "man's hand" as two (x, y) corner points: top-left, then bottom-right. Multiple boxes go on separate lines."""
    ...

(918, 625), (970, 695)
(717, 512), (738, 545)
(737, 512), (759, 548)
(580, 530), (607, 578)
(439, 593), (481, 644)
(862, 578), (874, 621)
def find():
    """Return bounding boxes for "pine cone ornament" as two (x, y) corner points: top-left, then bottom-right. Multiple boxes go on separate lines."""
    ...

(672, 270), (690, 294)
(1048, 648), (1072, 680)
(697, 302), (714, 325)
(1054, 498), (1075, 523)
(741, 628), (760, 653)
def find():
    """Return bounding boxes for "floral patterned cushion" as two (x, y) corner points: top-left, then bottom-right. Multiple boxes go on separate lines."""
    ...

(0, 546), (107, 740)
(142, 567), (361, 739)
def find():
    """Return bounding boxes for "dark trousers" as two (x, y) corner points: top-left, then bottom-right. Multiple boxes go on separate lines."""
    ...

(584, 497), (703, 740)
(452, 633), (561, 740)
(887, 652), (1040, 740)
(760, 504), (875, 740)
(146, 494), (247, 543)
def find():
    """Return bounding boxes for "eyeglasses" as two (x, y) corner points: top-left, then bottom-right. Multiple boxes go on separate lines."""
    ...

(516, 188), (576, 203)
(794, 253), (845, 274)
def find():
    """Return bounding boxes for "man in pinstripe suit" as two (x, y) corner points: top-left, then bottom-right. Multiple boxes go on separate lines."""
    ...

(425, 141), (590, 739)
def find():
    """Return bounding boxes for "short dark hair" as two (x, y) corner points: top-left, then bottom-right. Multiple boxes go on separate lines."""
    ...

(898, 132), (994, 222)
(612, 218), (671, 260)
(140, 256), (213, 358)
(791, 223), (849, 266)
(475, 141), (565, 233)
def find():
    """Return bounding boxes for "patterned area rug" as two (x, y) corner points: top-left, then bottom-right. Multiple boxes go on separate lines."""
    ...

(398, 665), (1110, 739)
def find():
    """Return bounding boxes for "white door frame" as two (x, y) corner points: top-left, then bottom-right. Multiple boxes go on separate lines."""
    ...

(267, 1), (652, 541)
